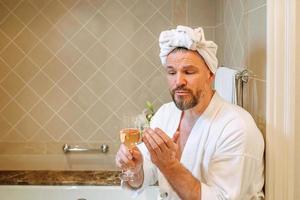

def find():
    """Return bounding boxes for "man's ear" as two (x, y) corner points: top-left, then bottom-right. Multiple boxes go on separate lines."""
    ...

(209, 72), (215, 82)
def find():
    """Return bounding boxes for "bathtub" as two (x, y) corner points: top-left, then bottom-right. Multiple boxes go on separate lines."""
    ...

(0, 185), (159, 200)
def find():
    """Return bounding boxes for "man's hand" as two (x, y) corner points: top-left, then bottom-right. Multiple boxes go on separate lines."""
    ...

(142, 128), (180, 172)
(115, 144), (143, 174)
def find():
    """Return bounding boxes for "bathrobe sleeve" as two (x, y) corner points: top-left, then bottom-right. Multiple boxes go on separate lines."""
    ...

(201, 118), (264, 200)
(121, 105), (167, 196)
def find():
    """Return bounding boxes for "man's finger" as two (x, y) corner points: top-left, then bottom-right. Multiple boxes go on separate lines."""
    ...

(172, 131), (180, 144)
(119, 150), (135, 167)
(143, 132), (162, 154)
(131, 148), (142, 160)
(120, 144), (133, 160)
(147, 129), (167, 152)
(142, 135), (158, 161)
(155, 128), (174, 148)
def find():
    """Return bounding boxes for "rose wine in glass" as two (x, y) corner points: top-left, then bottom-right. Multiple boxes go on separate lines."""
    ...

(120, 128), (141, 150)
(119, 116), (141, 181)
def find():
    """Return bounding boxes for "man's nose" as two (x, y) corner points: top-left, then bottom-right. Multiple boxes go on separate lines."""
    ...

(175, 73), (187, 86)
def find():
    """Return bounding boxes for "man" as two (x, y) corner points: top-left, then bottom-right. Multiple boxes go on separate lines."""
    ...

(115, 26), (264, 200)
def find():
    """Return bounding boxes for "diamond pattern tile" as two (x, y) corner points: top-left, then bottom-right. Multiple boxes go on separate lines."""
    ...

(44, 86), (69, 110)
(88, 128), (112, 142)
(1, 43), (25, 68)
(13, 1), (38, 25)
(0, 87), (11, 110)
(70, 0), (97, 25)
(131, 27), (156, 52)
(116, 71), (141, 96)
(28, 0), (50, 10)
(71, 28), (97, 52)
(130, 56), (156, 82)
(0, 0), (194, 168)
(72, 57), (97, 82)
(28, 13), (53, 38)
(115, 42), (141, 67)
(29, 72), (53, 96)
(1, 72), (25, 97)
(100, 0), (126, 24)
(116, 99), (140, 117)
(131, 85), (156, 111)
(0, 30), (10, 51)
(15, 114), (40, 140)
(86, 42), (111, 68)
(0, 115), (11, 137)
(58, 72), (82, 96)
(100, 57), (126, 82)
(44, 115), (69, 141)
(72, 115), (98, 140)
(14, 28), (39, 53)
(14, 58), (39, 82)
(43, 58), (68, 82)
(130, 0), (156, 23)
(101, 85), (127, 110)
(115, 12), (141, 38)
(88, 0), (107, 9)
(145, 12), (171, 37)
(58, 100), (83, 125)
(0, 3), (10, 23)
(59, 129), (83, 142)
(15, 86), (40, 111)
(145, 42), (161, 68)
(28, 42), (53, 67)
(72, 86), (97, 110)
(101, 113), (121, 141)
(0, 14), (24, 40)
(30, 128), (54, 142)
(42, 28), (67, 53)
(101, 26), (126, 52)
(2, 129), (25, 142)
(86, 71), (112, 96)
(0, 58), (10, 81)
(30, 100), (55, 126)
(85, 13), (111, 38)
(42, 0), (67, 24)
(55, 13), (82, 38)
(145, 70), (168, 95)
(87, 100), (112, 125)
(159, 0), (173, 22)
(56, 42), (82, 68)
(1, 101), (25, 125)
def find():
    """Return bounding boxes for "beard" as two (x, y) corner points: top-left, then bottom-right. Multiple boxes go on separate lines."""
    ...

(170, 86), (202, 110)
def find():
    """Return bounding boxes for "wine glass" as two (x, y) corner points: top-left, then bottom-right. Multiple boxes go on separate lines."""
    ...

(119, 116), (142, 181)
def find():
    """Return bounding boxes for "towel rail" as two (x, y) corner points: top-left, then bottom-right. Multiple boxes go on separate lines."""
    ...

(62, 144), (109, 154)
(234, 69), (255, 107)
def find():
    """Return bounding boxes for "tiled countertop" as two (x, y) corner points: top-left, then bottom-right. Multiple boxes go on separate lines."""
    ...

(0, 171), (121, 186)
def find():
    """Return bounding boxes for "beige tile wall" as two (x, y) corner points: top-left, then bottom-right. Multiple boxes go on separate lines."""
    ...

(215, 0), (267, 135)
(0, 0), (215, 170)
(295, 0), (300, 198)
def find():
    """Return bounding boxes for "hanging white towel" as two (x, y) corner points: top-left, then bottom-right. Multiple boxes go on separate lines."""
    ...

(214, 66), (239, 104)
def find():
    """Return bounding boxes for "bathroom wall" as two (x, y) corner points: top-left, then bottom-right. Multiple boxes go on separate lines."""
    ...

(0, 0), (215, 170)
(295, 0), (300, 199)
(215, 0), (267, 134)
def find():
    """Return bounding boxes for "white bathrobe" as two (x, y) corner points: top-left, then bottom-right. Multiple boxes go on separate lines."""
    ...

(123, 92), (264, 200)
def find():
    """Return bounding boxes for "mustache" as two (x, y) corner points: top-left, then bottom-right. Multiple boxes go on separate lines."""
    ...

(172, 86), (192, 93)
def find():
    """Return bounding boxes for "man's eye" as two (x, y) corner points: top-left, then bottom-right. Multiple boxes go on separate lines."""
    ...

(185, 71), (195, 74)
(167, 71), (176, 75)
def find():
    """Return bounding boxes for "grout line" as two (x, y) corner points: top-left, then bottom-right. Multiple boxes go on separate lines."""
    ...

(245, 4), (267, 15)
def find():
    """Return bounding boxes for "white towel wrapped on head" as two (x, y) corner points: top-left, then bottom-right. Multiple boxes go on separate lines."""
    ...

(159, 25), (218, 74)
